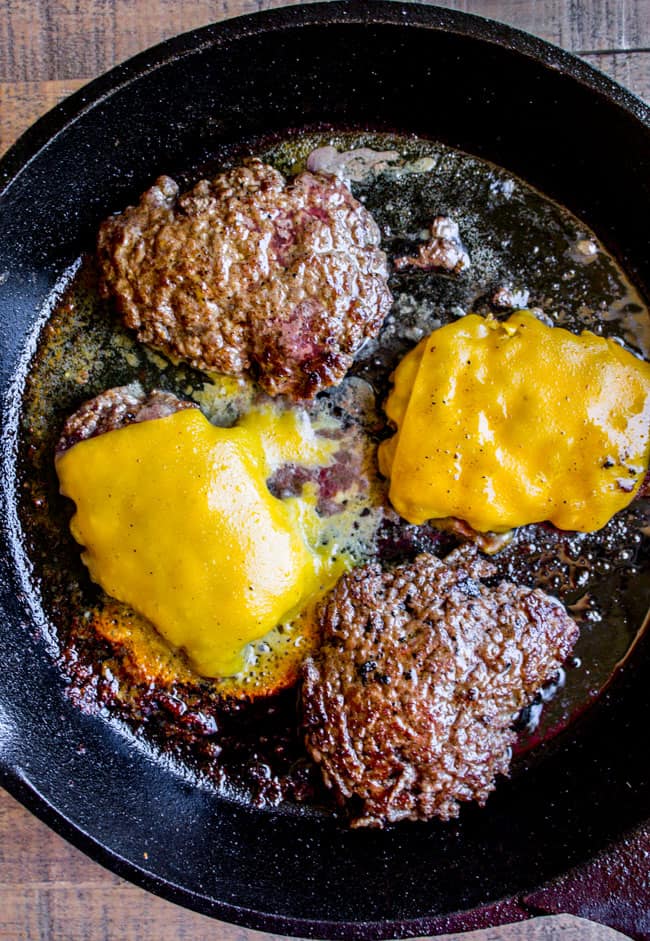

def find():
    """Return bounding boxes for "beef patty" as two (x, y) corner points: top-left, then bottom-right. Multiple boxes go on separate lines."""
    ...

(302, 547), (579, 827)
(56, 385), (194, 454)
(97, 160), (392, 399)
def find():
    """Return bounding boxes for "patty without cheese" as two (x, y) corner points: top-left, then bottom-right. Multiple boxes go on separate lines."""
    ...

(97, 160), (392, 399)
(302, 546), (579, 827)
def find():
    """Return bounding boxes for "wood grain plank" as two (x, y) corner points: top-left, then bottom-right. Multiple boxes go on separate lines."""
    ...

(3, 0), (650, 83)
(0, 791), (289, 941)
(3, 886), (284, 941)
(0, 0), (318, 82)
(582, 50), (650, 101)
(431, 0), (650, 52)
(0, 80), (85, 155)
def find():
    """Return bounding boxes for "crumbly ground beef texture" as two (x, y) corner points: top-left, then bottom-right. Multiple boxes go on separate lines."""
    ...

(55, 385), (194, 454)
(302, 547), (579, 827)
(97, 160), (392, 399)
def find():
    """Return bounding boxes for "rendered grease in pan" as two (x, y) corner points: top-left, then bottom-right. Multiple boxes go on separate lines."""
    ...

(16, 131), (650, 815)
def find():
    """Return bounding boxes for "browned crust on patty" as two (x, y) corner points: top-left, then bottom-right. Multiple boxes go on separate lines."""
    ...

(56, 385), (195, 454)
(97, 160), (392, 399)
(302, 547), (579, 827)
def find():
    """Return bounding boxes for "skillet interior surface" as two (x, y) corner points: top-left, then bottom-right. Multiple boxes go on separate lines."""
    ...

(1, 3), (650, 937)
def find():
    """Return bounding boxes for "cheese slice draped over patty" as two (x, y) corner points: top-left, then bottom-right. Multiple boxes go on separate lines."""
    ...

(378, 312), (650, 533)
(56, 408), (328, 677)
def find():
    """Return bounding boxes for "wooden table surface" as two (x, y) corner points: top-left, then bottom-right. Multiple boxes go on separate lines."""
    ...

(1, 2), (649, 939)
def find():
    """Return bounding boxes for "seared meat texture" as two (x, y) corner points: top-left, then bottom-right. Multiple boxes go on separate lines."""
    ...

(302, 547), (578, 827)
(394, 216), (470, 274)
(98, 160), (392, 399)
(56, 385), (194, 454)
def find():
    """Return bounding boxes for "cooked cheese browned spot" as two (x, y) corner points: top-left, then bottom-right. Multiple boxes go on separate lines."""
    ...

(56, 384), (376, 696)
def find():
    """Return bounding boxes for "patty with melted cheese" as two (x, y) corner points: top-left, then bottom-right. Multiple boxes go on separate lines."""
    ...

(379, 312), (650, 533)
(56, 386), (349, 681)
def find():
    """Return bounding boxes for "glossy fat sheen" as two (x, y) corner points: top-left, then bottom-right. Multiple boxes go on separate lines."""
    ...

(97, 160), (392, 399)
(55, 385), (356, 696)
(302, 548), (579, 827)
(56, 407), (317, 677)
(379, 312), (650, 532)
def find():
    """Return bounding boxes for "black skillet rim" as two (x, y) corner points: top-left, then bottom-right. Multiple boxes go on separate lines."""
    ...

(1, 2), (650, 937)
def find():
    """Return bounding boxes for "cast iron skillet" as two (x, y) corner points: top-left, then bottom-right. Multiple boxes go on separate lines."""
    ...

(1, 3), (650, 938)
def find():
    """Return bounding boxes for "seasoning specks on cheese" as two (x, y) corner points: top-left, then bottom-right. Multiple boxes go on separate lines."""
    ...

(378, 312), (650, 533)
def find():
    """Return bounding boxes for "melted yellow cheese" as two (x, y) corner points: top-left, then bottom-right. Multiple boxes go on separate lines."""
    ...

(378, 312), (650, 533)
(56, 406), (344, 678)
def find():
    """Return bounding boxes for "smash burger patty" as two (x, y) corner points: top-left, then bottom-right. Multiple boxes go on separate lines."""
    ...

(302, 547), (579, 827)
(97, 160), (392, 399)
(56, 385), (194, 454)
